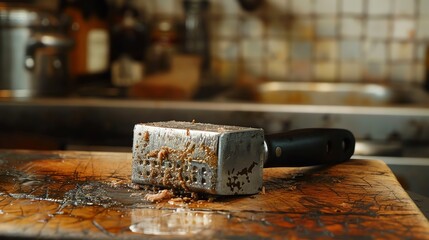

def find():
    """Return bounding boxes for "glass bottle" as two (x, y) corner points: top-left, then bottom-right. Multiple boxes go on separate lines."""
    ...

(59, 0), (110, 84)
(110, 0), (148, 87)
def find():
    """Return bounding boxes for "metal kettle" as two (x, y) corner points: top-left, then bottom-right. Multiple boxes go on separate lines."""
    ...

(0, 5), (73, 98)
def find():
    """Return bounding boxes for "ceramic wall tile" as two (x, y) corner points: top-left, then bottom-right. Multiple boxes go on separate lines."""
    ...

(341, 17), (363, 37)
(242, 61), (266, 79)
(418, 0), (429, 17)
(368, 0), (392, 16)
(315, 40), (338, 60)
(417, 18), (429, 40)
(240, 39), (266, 59)
(341, 0), (364, 15)
(291, 0), (313, 15)
(415, 63), (425, 83)
(365, 42), (387, 61)
(416, 43), (427, 61)
(366, 19), (389, 40)
(315, 0), (338, 15)
(267, 39), (289, 61)
(290, 61), (313, 80)
(315, 62), (337, 81)
(392, 19), (416, 40)
(339, 62), (362, 81)
(291, 19), (315, 39)
(291, 41), (313, 60)
(390, 63), (414, 82)
(364, 62), (388, 81)
(390, 42), (414, 61)
(267, 60), (289, 80)
(241, 17), (265, 38)
(393, 0), (415, 16)
(340, 40), (362, 60)
(316, 17), (338, 38)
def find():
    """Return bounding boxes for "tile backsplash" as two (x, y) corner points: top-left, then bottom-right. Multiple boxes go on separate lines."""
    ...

(138, 0), (428, 85)
(38, 0), (429, 85)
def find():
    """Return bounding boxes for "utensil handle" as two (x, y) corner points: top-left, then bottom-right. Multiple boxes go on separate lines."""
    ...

(264, 128), (355, 167)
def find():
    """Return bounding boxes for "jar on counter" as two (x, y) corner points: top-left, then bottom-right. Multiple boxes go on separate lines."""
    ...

(59, 0), (110, 84)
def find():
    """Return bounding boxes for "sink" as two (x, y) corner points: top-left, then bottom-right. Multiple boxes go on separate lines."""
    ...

(252, 82), (428, 106)
(213, 82), (429, 106)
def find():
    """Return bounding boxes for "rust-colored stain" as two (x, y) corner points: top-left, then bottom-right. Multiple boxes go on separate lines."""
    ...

(226, 161), (258, 192)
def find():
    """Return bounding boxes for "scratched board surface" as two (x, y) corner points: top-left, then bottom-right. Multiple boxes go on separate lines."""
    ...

(0, 150), (428, 239)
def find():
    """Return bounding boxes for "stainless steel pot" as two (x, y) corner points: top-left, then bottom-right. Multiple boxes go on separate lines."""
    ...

(0, 6), (73, 97)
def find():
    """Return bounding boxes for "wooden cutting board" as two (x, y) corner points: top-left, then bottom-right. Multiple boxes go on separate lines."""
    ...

(0, 150), (427, 239)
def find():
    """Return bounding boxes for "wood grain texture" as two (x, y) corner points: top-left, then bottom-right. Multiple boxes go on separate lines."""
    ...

(0, 150), (427, 239)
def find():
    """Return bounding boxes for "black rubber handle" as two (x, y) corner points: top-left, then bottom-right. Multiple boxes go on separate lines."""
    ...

(264, 128), (355, 167)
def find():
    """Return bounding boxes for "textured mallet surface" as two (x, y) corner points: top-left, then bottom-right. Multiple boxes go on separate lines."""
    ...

(132, 121), (265, 195)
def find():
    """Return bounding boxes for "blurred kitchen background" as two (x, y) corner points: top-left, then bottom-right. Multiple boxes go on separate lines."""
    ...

(23, 0), (429, 85)
(1, 0), (429, 197)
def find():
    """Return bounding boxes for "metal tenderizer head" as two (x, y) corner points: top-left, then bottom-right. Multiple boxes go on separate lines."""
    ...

(131, 121), (265, 195)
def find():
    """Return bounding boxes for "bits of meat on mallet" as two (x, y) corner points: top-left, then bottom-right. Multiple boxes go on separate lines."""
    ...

(143, 131), (150, 141)
(157, 148), (169, 162)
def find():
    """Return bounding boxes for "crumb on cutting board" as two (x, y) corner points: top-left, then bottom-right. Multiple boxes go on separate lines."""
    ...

(168, 196), (195, 205)
(144, 189), (174, 203)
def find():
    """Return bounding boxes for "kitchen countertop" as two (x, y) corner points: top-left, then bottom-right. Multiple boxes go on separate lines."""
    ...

(0, 150), (427, 239)
(1, 98), (429, 145)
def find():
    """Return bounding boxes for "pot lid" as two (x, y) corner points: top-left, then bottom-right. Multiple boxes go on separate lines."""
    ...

(0, 5), (61, 27)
